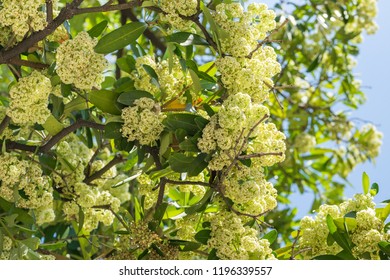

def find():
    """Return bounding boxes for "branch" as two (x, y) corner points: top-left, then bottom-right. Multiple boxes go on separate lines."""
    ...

(0, 0), (84, 64)
(74, 1), (142, 15)
(5, 119), (105, 153)
(0, 116), (11, 136)
(247, 19), (289, 59)
(9, 57), (49, 69)
(46, 0), (54, 23)
(120, 4), (167, 53)
(237, 152), (284, 160)
(84, 154), (125, 184)
(164, 178), (211, 187)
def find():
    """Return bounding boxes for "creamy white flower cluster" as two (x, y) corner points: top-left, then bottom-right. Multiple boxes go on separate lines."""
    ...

(121, 97), (165, 146)
(216, 48), (281, 103)
(299, 193), (389, 259)
(224, 165), (277, 216)
(0, 153), (55, 225)
(345, 0), (378, 37)
(56, 31), (108, 90)
(357, 124), (383, 159)
(198, 92), (285, 170)
(214, 3), (276, 57)
(6, 71), (51, 126)
(0, 236), (12, 260)
(153, 0), (197, 31)
(208, 206), (275, 260)
(53, 135), (129, 232)
(0, 0), (46, 46)
(293, 133), (316, 153)
(132, 55), (192, 103)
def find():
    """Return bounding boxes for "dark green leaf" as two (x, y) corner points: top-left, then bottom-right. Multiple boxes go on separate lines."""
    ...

(313, 255), (343, 260)
(195, 229), (211, 245)
(179, 138), (200, 152)
(39, 154), (57, 175)
(262, 229), (278, 245)
(149, 202), (168, 231)
(95, 22), (147, 54)
(307, 53), (321, 72)
(117, 90), (154, 106)
(370, 182), (379, 196)
(163, 113), (200, 135)
(105, 122), (123, 139)
(169, 153), (209, 176)
(116, 56), (136, 74)
(89, 90), (122, 115)
(378, 241), (390, 256)
(39, 241), (67, 250)
(185, 188), (214, 215)
(165, 32), (209, 46)
(208, 248), (219, 260)
(87, 20), (108, 38)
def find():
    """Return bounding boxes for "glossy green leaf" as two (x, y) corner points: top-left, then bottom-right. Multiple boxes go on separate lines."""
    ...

(42, 115), (64, 135)
(95, 22), (147, 54)
(39, 241), (67, 250)
(262, 229), (278, 245)
(185, 188), (214, 215)
(105, 122), (123, 139)
(194, 229), (211, 245)
(89, 90), (122, 115)
(63, 96), (89, 116)
(362, 172), (370, 194)
(370, 182), (379, 196)
(117, 90), (154, 106)
(87, 20), (108, 38)
(378, 241), (390, 256)
(149, 202), (168, 231)
(163, 113), (200, 135)
(165, 32), (209, 46)
(169, 153), (209, 176)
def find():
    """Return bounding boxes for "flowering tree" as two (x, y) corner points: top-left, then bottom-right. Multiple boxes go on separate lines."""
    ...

(0, 0), (389, 260)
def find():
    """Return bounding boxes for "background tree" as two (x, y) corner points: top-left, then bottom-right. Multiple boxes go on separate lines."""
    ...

(0, 0), (388, 260)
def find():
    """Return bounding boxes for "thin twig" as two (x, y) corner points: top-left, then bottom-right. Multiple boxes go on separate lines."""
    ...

(164, 178), (211, 187)
(84, 154), (124, 184)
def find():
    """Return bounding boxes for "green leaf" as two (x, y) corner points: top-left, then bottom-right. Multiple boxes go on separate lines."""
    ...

(39, 241), (67, 250)
(87, 20), (108, 38)
(116, 56), (136, 74)
(42, 115), (64, 135)
(149, 202), (168, 231)
(378, 241), (390, 256)
(94, 22), (147, 54)
(149, 167), (174, 180)
(362, 172), (370, 194)
(381, 203), (390, 221)
(194, 229), (211, 245)
(262, 229), (278, 245)
(169, 153), (209, 176)
(163, 113), (200, 135)
(313, 255), (343, 260)
(104, 122), (123, 139)
(179, 138), (200, 152)
(326, 215), (355, 258)
(117, 90), (154, 106)
(189, 69), (201, 94)
(63, 96), (89, 116)
(185, 188), (214, 215)
(165, 32), (209, 46)
(169, 240), (201, 251)
(39, 154), (57, 175)
(370, 182), (379, 196)
(21, 237), (40, 250)
(89, 90), (122, 115)
(307, 53), (321, 72)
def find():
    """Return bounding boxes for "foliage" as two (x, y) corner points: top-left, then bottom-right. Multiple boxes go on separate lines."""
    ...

(0, 0), (387, 260)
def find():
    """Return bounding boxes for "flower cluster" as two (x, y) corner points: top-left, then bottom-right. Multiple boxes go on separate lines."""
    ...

(345, 0), (378, 37)
(216, 49), (281, 103)
(224, 165), (277, 216)
(121, 97), (165, 146)
(6, 71), (51, 126)
(293, 133), (316, 153)
(0, 236), (12, 260)
(56, 31), (108, 90)
(53, 135), (129, 232)
(0, 0), (46, 46)
(131, 55), (193, 103)
(207, 206), (275, 260)
(0, 153), (55, 225)
(214, 3), (276, 57)
(299, 193), (389, 259)
(357, 124), (383, 159)
(198, 92), (285, 170)
(153, 0), (197, 31)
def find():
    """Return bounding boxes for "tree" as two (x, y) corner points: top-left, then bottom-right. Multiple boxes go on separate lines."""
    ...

(0, 0), (388, 260)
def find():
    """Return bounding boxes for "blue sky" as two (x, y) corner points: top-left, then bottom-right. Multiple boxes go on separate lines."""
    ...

(256, 0), (390, 216)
